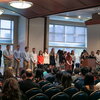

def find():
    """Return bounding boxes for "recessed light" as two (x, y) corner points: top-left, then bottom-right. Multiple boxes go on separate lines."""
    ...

(65, 17), (69, 19)
(98, 12), (100, 15)
(78, 16), (81, 18)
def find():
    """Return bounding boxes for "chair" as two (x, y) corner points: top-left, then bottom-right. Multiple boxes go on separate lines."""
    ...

(29, 93), (49, 100)
(25, 88), (42, 98)
(44, 87), (61, 99)
(63, 87), (79, 97)
(89, 90), (100, 100)
(71, 91), (88, 100)
(51, 92), (69, 100)
(38, 80), (50, 87)
(42, 83), (54, 92)
(56, 85), (64, 91)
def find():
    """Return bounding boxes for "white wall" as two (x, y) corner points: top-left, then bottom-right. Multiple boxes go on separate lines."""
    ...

(87, 24), (100, 53)
(18, 16), (28, 51)
(29, 18), (45, 52)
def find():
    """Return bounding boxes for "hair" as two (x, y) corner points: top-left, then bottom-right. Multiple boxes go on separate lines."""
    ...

(35, 68), (43, 80)
(2, 78), (21, 100)
(74, 68), (80, 74)
(50, 48), (55, 56)
(6, 45), (10, 47)
(84, 72), (94, 85)
(25, 69), (33, 77)
(56, 71), (63, 83)
(4, 68), (14, 80)
(81, 67), (89, 76)
(84, 72), (94, 91)
(38, 50), (43, 56)
(61, 73), (72, 88)
(25, 46), (28, 49)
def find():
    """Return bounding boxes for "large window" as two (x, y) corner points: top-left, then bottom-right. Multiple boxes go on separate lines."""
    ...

(49, 24), (87, 60)
(0, 19), (14, 44)
(49, 24), (87, 48)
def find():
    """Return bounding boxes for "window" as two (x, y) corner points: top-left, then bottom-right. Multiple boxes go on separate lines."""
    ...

(49, 24), (87, 48)
(0, 19), (14, 44)
(49, 24), (87, 57)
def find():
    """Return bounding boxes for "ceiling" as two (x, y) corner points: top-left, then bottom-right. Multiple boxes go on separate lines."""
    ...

(0, 0), (100, 19)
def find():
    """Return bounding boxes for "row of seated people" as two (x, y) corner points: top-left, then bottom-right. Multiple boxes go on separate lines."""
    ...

(0, 66), (100, 100)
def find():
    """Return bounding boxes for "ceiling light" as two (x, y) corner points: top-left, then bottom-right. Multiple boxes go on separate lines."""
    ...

(98, 12), (100, 15)
(9, 0), (33, 9)
(65, 17), (69, 19)
(0, 9), (4, 15)
(78, 16), (81, 18)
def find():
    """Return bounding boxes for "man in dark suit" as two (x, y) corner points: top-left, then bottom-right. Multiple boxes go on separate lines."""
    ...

(0, 45), (2, 67)
(19, 68), (39, 93)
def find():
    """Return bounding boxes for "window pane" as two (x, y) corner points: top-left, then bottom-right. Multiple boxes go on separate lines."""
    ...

(55, 34), (65, 42)
(0, 30), (11, 38)
(75, 35), (85, 42)
(65, 26), (74, 34)
(66, 35), (74, 42)
(1, 20), (11, 29)
(76, 27), (85, 35)
(49, 24), (54, 32)
(55, 25), (64, 33)
(49, 34), (55, 42)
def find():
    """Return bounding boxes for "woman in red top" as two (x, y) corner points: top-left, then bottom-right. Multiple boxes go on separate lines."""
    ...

(37, 50), (44, 69)
(65, 52), (72, 71)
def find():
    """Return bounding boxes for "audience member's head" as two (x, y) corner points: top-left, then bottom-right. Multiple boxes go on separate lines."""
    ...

(35, 68), (43, 81)
(81, 67), (89, 76)
(26, 69), (33, 79)
(73, 68), (80, 74)
(56, 71), (63, 83)
(84, 72), (94, 85)
(61, 73), (72, 88)
(2, 78), (21, 100)
(4, 67), (14, 80)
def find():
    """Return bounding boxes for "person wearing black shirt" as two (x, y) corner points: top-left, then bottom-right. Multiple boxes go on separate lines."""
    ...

(0, 45), (2, 67)
(19, 68), (39, 93)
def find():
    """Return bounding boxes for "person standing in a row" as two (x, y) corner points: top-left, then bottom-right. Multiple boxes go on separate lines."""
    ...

(37, 50), (44, 68)
(50, 48), (56, 68)
(43, 48), (50, 68)
(30, 48), (37, 71)
(14, 45), (21, 76)
(0, 45), (2, 67)
(22, 46), (30, 69)
(3, 45), (13, 71)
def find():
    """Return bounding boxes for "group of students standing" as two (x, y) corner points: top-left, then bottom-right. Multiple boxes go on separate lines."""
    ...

(0, 45), (76, 75)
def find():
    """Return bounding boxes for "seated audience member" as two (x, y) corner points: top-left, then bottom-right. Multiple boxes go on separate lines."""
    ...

(35, 68), (44, 82)
(54, 71), (63, 86)
(3, 67), (15, 80)
(95, 82), (100, 90)
(74, 67), (89, 90)
(43, 68), (53, 79)
(82, 72), (95, 95)
(93, 71), (100, 85)
(1, 78), (21, 100)
(44, 68), (55, 83)
(61, 73), (73, 88)
(19, 69), (39, 93)
(72, 68), (80, 82)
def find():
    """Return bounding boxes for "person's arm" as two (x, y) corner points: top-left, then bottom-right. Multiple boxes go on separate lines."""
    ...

(0, 51), (2, 58)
